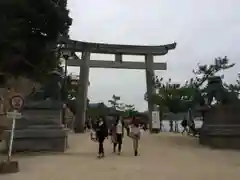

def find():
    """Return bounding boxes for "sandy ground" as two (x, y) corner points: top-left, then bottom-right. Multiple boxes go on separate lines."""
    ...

(0, 132), (240, 180)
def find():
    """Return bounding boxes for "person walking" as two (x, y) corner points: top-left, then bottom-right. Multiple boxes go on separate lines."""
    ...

(95, 116), (108, 158)
(181, 117), (188, 135)
(174, 120), (179, 133)
(160, 120), (164, 132)
(130, 116), (141, 156)
(126, 123), (130, 136)
(111, 116), (125, 155)
(169, 120), (174, 132)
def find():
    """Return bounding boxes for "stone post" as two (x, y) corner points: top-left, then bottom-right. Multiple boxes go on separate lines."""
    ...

(145, 54), (155, 133)
(74, 50), (90, 133)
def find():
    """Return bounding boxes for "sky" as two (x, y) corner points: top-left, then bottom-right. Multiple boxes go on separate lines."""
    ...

(66, 0), (240, 111)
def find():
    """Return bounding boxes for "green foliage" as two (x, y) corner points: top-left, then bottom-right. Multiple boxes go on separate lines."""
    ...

(191, 56), (235, 88)
(108, 94), (121, 110)
(146, 56), (236, 114)
(150, 77), (194, 114)
(224, 74), (240, 99)
(125, 104), (136, 111)
(122, 104), (137, 117)
(0, 0), (72, 81)
(108, 94), (138, 116)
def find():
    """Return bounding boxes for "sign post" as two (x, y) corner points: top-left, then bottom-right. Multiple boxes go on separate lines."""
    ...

(6, 110), (22, 162)
(0, 95), (24, 174)
(152, 111), (160, 133)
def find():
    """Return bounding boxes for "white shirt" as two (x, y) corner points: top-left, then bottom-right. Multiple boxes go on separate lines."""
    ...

(116, 122), (123, 134)
(131, 125), (140, 135)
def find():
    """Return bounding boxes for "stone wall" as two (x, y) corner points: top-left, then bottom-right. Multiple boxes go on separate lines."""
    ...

(199, 104), (240, 149)
(23, 110), (61, 124)
(1, 77), (40, 97)
(0, 77), (40, 139)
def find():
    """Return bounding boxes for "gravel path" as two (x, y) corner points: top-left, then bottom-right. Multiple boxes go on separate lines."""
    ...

(1, 132), (240, 180)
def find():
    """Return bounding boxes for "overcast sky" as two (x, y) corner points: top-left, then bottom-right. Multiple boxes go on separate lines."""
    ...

(67, 0), (240, 111)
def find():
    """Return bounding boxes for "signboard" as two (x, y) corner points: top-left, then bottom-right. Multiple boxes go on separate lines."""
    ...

(7, 111), (22, 119)
(10, 95), (24, 110)
(152, 111), (160, 129)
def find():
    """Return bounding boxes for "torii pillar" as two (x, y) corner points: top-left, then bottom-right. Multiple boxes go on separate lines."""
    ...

(74, 50), (90, 133)
(145, 54), (156, 131)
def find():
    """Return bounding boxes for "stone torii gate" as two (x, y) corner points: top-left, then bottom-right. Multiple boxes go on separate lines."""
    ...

(59, 37), (176, 133)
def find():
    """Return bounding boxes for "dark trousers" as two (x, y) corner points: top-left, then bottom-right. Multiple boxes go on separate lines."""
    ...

(98, 136), (105, 155)
(181, 127), (188, 134)
(113, 134), (123, 152)
(126, 127), (130, 136)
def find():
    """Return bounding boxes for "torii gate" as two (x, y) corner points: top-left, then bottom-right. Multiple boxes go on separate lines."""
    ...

(59, 37), (176, 133)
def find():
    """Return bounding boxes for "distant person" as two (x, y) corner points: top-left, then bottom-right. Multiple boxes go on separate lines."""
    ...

(130, 116), (141, 156)
(181, 118), (188, 135)
(174, 120), (179, 133)
(160, 120), (164, 132)
(95, 116), (108, 158)
(126, 118), (131, 136)
(126, 124), (130, 136)
(169, 120), (174, 132)
(141, 123), (147, 131)
(91, 118), (97, 130)
(110, 116), (125, 155)
(188, 120), (198, 136)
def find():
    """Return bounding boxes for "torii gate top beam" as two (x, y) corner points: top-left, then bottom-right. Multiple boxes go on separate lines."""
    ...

(58, 37), (177, 56)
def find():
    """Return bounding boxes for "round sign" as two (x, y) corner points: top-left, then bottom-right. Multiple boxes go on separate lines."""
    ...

(10, 95), (24, 110)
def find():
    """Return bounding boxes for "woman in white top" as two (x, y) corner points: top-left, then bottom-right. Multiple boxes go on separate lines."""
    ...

(110, 116), (124, 155)
(130, 116), (141, 156)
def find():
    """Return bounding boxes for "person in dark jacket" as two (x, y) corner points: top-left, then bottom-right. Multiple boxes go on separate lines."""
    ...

(110, 116), (125, 155)
(181, 117), (188, 135)
(95, 116), (108, 158)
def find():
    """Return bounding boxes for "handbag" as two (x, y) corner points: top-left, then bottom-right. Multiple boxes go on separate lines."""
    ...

(90, 130), (97, 142)
(111, 135), (117, 144)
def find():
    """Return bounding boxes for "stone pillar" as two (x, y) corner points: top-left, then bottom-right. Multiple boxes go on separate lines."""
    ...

(74, 50), (90, 133)
(145, 54), (155, 133)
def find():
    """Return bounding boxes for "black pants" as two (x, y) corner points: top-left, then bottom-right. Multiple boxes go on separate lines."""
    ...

(182, 127), (188, 134)
(98, 136), (105, 155)
(126, 127), (130, 136)
(113, 134), (123, 152)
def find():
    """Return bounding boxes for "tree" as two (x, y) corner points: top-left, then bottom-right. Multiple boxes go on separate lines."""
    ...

(224, 74), (240, 98)
(191, 56), (235, 88)
(0, 0), (72, 82)
(108, 95), (138, 116)
(125, 104), (136, 111)
(108, 94), (121, 110)
(124, 104), (137, 117)
(146, 56), (235, 116)
(190, 56), (235, 105)
(148, 78), (192, 114)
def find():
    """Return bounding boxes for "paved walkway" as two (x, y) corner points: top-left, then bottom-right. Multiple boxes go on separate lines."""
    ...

(1, 132), (240, 180)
